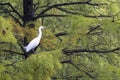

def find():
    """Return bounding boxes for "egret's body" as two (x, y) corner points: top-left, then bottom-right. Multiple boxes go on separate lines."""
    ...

(24, 26), (44, 53)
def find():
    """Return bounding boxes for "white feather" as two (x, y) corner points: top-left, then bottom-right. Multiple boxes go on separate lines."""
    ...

(24, 26), (44, 52)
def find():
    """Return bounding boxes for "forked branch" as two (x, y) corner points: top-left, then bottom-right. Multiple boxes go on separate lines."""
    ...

(35, 0), (107, 19)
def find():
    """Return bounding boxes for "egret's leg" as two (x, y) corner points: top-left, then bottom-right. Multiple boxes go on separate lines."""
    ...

(32, 49), (35, 53)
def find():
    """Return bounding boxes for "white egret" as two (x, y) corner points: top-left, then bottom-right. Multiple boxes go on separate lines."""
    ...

(24, 26), (44, 53)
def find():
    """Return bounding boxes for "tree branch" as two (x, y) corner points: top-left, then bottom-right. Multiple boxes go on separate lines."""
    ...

(63, 47), (120, 55)
(55, 32), (68, 37)
(0, 3), (23, 26)
(37, 14), (67, 18)
(55, 6), (81, 15)
(40, 6), (80, 15)
(60, 59), (80, 70)
(52, 75), (83, 80)
(87, 24), (102, 35)
(60, 59), (71, 64)
(0, 42), (10, 44)
(3, 49), (24, 56)
(35, 1), (107, 19)
(59, 59), (95, 79)
(0, 3), (23, 19)
(83, 15), (112, 18)
(0, 7), (23, 26)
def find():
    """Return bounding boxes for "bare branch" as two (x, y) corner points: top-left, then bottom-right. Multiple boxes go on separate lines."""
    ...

(34, 14), (67, 19)
(0, 3), (23, 26)
(41, 14), (67, 17)
(52, 75), (83, 80)
(63, 47), (120, 55)
(8, 13), (23, 26)
(3, 49), (23, 56)
(60, 59), (79, 70)
(0, 42), (10, 44)
(83, 15), (112, 18)
(59, 59), (95, 79)
(35, 1), (107, 19)
(55, 6), (81, 15)
(0, 7), (23, 26)
(55, 32), (68, 37)
(0, 3), (23, 19)
(87, 24), (102, 34)
(60, 60), (71, 64)
(0, 10), (13, 13)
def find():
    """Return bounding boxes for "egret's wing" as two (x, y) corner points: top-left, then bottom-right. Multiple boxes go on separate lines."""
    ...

(25, 38), (39, 52)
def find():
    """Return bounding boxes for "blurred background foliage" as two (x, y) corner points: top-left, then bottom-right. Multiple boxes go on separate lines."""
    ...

(0, 0), (120, 80)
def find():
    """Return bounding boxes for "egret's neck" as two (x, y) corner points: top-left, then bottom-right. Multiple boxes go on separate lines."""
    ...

(37, 29), (42, 39)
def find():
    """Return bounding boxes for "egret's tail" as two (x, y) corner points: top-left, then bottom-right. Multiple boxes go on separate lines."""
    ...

(23, 46), (27, 52)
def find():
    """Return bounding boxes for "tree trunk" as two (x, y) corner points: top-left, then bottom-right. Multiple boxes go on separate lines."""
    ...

(23, 0), (34, 26)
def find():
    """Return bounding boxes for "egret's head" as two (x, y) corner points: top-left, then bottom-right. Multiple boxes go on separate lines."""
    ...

(38, 26), (44, 33)
(39, 26), (44, 30)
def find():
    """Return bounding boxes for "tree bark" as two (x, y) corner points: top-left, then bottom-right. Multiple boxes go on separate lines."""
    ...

(23, 0), (34, 26)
